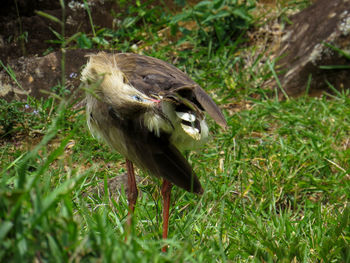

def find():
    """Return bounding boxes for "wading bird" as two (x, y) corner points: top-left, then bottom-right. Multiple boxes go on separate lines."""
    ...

(81, 52), (226, 251)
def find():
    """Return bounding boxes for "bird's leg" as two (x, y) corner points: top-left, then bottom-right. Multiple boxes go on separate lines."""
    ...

(126, 159), (138, 227)
(161, 179), (173, 252)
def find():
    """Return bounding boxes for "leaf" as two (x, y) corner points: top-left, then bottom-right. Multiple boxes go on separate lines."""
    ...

(319, 65), (350, 70)
(65, 32), (82, 45)
(202, 11), (231, 25)
(0, 221), (13, 241)
(36, 11), (63, 26)
(170, 11), (191, 25)
(122, 17), (138, 28)
(232, 8), (252, 21)
(48, 27), (64, 41)
(92, 37), (109, 46)
(76, 34), (92, 49)
(194, 1), (213, 9)
(323, 42), (350, 59)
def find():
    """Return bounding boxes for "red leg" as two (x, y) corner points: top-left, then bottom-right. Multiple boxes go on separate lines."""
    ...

(161, 179), (173, 252)
(126, 159), (138, 227)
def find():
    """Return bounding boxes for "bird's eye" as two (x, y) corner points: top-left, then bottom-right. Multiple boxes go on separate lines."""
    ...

(132, 95), (143, 102)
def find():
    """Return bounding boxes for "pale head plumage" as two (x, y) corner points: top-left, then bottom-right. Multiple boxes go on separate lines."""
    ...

(81, 53), (156, 111)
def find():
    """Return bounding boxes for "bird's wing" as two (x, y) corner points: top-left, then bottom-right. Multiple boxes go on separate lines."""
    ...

(114, 53), (227, 129)
(108, 107), (203, 194)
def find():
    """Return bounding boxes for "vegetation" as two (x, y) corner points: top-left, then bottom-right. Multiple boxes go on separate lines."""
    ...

(1, 0), (349, 262)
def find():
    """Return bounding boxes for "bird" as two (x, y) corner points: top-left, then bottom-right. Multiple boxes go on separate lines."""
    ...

(81, 52), (226, 251)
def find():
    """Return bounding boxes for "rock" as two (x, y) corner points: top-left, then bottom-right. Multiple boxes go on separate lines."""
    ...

(273, 0), (350, 97)
(0, 49), (92, 101)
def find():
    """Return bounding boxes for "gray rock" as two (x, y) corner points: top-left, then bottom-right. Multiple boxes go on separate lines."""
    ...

(274, 0), (350, 97)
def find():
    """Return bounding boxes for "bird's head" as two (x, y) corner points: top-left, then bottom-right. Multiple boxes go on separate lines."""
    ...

(82, 54), (161, 117)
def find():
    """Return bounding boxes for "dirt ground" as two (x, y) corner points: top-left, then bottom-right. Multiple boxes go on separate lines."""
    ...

(0, 0), (188, 62)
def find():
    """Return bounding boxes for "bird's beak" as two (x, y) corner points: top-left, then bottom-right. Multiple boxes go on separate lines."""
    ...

(136, 94), (161, 108)
(149, 98), (161, 103)
(149, 94), (162, 104)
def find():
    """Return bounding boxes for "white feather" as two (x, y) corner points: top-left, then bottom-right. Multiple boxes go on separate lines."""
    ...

(181, 124), (200, 140)
(176, 112), (196, 122)
(143, 112), (172, 136)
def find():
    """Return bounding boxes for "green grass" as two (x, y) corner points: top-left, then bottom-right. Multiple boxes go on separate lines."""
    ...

(1, 0), (349, 262)
(1, 91), (349, 262)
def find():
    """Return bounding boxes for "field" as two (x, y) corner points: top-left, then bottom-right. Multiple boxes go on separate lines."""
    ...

(0, 0), (349, 262)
